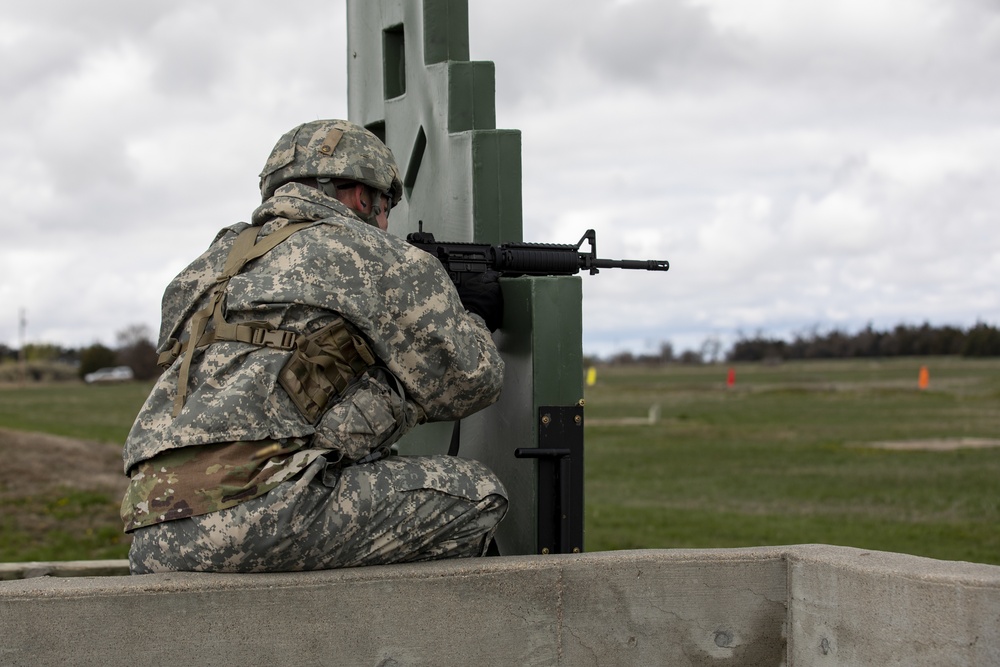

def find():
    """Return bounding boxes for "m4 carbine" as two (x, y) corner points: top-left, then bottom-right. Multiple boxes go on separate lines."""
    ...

(406, 224), (669, 286)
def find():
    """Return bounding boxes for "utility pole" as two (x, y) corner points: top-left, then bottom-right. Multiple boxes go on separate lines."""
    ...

(18, 307), (26, 385)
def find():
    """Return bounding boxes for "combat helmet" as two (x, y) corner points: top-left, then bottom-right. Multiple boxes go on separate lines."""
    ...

(258, 119), (402, 212)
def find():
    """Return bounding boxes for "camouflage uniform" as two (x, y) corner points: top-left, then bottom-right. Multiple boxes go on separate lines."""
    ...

(129, 454), (506, 573)
(123, 121), (507, 573)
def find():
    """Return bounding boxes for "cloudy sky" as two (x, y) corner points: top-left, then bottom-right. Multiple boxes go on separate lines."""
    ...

(2, 0), (997, 358)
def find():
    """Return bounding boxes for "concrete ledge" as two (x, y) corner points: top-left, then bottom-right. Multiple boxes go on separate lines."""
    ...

(1, 546), (998, 666)
(786, 547), (1000, 666)
(0, 559), (129, 580)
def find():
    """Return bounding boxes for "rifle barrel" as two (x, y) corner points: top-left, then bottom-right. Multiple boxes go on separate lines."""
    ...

(591, 258), (670, 271)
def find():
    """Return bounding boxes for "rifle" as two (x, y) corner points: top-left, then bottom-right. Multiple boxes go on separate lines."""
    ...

(406, 224), (669, 286)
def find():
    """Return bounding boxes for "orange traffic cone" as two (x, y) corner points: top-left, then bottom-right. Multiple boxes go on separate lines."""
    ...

(918, 366), (929, 390)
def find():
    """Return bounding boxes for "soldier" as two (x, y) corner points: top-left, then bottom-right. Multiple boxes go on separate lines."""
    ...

(122, 119), (507, 573)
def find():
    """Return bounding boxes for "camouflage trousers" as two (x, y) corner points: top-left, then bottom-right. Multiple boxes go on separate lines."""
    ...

(128, 454), (507, 574)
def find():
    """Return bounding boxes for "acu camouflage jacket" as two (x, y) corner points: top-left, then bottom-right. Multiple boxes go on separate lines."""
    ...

(123, 183), (504, 473)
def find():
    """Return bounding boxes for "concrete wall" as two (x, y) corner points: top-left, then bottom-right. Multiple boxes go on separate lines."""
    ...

(1, 546), (998, 666)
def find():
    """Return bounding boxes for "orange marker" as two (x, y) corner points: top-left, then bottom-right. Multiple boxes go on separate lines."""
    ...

(918, 366), (929, 390)
(726, 367), (736, 387)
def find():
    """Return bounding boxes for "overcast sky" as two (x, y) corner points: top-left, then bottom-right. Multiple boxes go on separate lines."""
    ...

(2, 0), (997, 358)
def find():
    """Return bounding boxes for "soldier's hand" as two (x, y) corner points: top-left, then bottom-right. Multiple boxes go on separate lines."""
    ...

(457, 271), (503, 333)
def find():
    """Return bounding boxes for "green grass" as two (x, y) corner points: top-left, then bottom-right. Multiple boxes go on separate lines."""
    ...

(0, 381), (153, 562)
(2, 358), (999, 565)
(584, 357), (1000, 564)
(0, 381), (153, 443)
(0, 489), (130, 562)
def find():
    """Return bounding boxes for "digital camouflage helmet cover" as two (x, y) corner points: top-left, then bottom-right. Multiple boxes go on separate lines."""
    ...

(258, 119), (403, 210)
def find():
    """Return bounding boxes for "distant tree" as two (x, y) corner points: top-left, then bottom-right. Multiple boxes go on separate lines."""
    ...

(678, 350), (702, 365)
(699, 336), (723, 364)
(609, 350), (635, 366)
(58, 348), (81, 366)
(22, 343), (62, 362)
(658, 342), (675, 363)
(962, 323), (1000, 357)
(934, 325), (966, 355)
(78, 343), (118, 378)
(116, 324), (153, 349)
(116, 324), (160, 380)
(728, 331), (786, 362)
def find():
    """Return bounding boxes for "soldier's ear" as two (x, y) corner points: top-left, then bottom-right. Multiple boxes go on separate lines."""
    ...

(333, 183), (365, 213)
(350, 184), (369, 213)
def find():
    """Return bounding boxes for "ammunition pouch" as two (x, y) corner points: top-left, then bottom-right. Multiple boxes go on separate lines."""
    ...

(278, 318), (376, 423)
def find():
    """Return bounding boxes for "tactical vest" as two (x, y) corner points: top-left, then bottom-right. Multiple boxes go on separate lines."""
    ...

(158, 222), (375, 422)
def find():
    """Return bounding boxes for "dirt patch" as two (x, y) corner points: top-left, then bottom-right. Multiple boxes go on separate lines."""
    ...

(859, 438), (1000, 451)
(0, 427), (127, 497)
(0, 428), (132, 562)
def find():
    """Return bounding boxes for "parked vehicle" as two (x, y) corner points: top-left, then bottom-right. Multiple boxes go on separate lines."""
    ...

(84, 366), (134, 384)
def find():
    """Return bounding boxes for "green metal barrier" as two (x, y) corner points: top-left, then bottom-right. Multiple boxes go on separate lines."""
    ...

(346, 0), (584, 556)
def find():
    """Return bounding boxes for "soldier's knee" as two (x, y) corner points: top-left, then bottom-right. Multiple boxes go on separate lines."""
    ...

(480, 492), (508, 525)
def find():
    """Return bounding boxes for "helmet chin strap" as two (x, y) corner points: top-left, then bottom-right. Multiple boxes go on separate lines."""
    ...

(357, 191), (382, 226)
(367, 197), (384, 222)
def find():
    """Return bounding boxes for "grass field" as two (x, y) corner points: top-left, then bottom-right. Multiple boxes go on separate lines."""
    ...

(1, 356), (998, 565)
(0, 381), (152, 443)
(0, 382), (152, 562)
(583, 356), (1000, 564)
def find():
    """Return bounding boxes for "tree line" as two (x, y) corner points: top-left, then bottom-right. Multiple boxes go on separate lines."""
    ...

(0, 324), (159, 382)
(729, 322), (1000, 362)
(587, 321), (1000, 367)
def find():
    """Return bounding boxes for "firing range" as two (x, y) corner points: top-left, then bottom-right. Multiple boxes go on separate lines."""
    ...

(1, 4), (998, 666)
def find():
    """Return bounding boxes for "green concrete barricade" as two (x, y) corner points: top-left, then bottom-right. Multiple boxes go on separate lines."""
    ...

(346, 0), (584, 556)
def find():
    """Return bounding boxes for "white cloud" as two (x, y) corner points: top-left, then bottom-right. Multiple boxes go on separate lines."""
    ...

(0, 0), (997, 359)
(788, 191), (881, 254)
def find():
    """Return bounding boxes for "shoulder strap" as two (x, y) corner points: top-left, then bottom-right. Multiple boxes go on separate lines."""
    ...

(171, 222), (313, 416)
